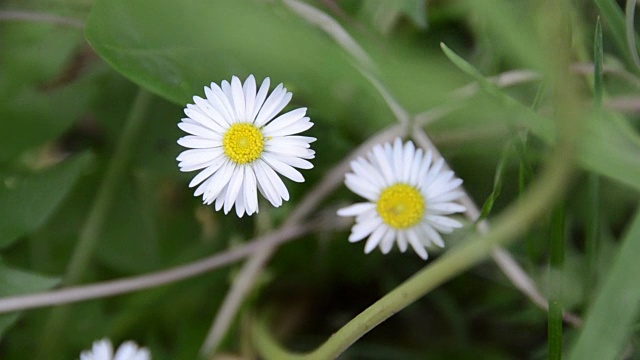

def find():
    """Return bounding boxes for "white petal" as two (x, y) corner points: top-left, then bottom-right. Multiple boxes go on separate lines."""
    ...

(417, 150), (433, 182)
(427, 215), (464, 229)
(402, 140), (415, 182)
(235, 187), (246, 217)
(428, 176), (463, 197)
(243, 75), (257, 121)
(263, 108), (307, 134)
(178, 122), (217, 138)
(428, 190), (465, 203)
(264, 118), (313, 137)
(243, 166), (258, 215)
(264, 144), (315, 160)
(251, 77), (271, 120)
(188, 157), (227, 187)
(420, 223), (445, 248)
(349, 216), (383, 242)
(372, 144), (395, 186)
(409, 148), (424, 185)
(427, 202), (466, 214)
(424, 158), (445, 186)
(231, 76), (246, 121)
(183, 107), (228, 133)
(406, 229), (428, 260)
(203, 161), (236, 201)
(205, 82), (235, 123)
(380, 228), (396, 254)
(337, 202), (376, 217)
(253, 162), (280, 206)
(223, 166), (244, 214)
(256, 159), (289, 203)
(255, 84), (292, 127)
(397, 231), (408, 252)
(351, 157), (385, 188)
(266, 153), (314, 170)
(255, 84), (286, 126)
(345, 174), (379, 201)
(364, 224), (388, 253)
(262, 154), (304, 182)
(177, 148), (217, 163)
(178, 135), (216, 149)
(392, 138), (404, 180)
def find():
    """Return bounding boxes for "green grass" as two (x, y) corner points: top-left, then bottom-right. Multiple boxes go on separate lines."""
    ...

(0, 0), (638, 359)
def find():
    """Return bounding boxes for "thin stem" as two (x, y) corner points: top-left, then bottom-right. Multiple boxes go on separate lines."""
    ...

(0, 223), (311, 314)
(548, 203), (566, 360)
(37, 89), (152, 357)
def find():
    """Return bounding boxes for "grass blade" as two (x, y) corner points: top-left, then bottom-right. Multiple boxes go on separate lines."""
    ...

(568, 207), (640, 360)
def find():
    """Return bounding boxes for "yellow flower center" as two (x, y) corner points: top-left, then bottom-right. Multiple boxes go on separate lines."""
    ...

(376, 183), (425, 229)
(223, 123), (264, 164)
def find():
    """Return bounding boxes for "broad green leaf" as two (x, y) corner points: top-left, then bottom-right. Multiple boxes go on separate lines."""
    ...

(0, 261), (60, 338)
(0, 83), (95, 161)
(0, 20), (92, 161)
(0, 153), (91, 248)
(84, 0), (372, 117)
(568, 207), (640, 360)
(0, 22), (82, 87)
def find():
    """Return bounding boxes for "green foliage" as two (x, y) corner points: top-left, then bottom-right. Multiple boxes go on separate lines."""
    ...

(0, 0), (639, 359)
(0, 262), (59, 338)
(0, 153), (91, 248)
(569, 208), (640, 360)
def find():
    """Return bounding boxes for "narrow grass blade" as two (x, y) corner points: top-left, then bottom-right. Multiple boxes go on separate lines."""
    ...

(548, 203), (565, 360)
(586, 17), (603, 299)
(568, 207), (640, 360)
(593, 0), (637, 71)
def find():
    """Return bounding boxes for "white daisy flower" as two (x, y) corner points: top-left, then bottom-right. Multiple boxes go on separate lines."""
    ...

(337, 138), (466, 260)
(80, 339), (150, 360)
(177, 75), (316, 217)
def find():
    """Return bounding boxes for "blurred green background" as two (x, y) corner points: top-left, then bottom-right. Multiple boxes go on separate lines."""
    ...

(0, 0), (639, 359)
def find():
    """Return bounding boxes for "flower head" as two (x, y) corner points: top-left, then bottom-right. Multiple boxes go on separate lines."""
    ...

(337, 138), (466, 260)
(80, 339), (150, 360)
(177, 75), (315, 217)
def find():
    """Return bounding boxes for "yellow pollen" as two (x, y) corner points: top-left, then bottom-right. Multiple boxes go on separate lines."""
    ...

(223, 123), (264, 164)
(376, 183), (425, 229)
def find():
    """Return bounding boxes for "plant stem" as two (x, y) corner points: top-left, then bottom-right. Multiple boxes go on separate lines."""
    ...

(37, 89), (152, 357)
(548, 203), (566, 360)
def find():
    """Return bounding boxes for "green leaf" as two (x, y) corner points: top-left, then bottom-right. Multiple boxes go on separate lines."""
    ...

(0, 83), (95, 161)
(0, 22), (83, 87)
(568, 207), (640, 360)
(0, 262), (60, 338)
(85, 0), (359, 106)
(0, 153), (92, 248)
